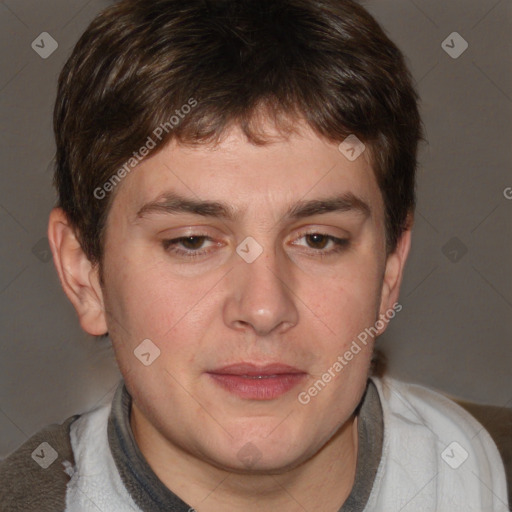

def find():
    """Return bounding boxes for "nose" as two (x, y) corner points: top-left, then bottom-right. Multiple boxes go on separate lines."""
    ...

(223, 241), (299, 337)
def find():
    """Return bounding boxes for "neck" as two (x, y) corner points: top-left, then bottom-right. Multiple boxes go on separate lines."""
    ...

(131, 406), (359, 512)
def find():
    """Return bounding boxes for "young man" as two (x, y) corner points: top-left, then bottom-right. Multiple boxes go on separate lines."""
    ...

(0, 0), (510, 510)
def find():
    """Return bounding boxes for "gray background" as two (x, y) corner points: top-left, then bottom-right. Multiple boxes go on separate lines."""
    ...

(0, 0), (511, 459)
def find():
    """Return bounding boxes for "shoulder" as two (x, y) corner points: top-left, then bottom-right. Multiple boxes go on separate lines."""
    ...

(370, 376), (510, 509)
(453, 396), (512, 508)
(0, 414), (80, 512)
(373, 376), (504, 445)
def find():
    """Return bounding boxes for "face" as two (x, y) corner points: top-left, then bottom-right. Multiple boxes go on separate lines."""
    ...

(95, 121), (404, 473)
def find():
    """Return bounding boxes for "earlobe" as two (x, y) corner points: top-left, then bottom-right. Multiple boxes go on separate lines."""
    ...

(378, 225), (412, 331)
(48, 208), (108, 336)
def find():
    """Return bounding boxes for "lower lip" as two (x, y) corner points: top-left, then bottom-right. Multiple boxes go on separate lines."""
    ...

(208, 373), (306, 400)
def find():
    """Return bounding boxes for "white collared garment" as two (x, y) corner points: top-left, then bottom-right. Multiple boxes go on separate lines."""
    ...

(64, 377), (509, 512)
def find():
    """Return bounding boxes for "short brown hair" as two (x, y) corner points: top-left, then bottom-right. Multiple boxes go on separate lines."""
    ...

(53, 0), (423, 264)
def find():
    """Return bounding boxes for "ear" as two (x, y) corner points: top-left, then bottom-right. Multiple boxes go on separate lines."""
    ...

(48, 208), (108, 336)
(377, 221), (413, 333)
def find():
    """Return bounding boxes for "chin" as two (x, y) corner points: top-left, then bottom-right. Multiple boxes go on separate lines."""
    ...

(201, 426), (315, 475)
(207, 446), (310, 476)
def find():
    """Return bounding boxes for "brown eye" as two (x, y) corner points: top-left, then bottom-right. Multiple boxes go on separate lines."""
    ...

(292, 232), (349, 257)
(179, 236), (207, 250)
(162, 235), (217, 259)
(305, 234), (330, 250)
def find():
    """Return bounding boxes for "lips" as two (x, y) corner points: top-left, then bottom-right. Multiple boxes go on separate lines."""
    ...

(207, 363), (307, 400)
(210, 362), (305, 376)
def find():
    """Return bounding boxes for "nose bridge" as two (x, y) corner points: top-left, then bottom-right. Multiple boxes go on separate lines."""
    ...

(225, 236), (298, 336)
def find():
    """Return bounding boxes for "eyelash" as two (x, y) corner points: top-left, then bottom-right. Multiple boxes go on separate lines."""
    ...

(161, 233), (349, 260)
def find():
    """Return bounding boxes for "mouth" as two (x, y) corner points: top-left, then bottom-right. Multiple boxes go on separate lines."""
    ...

(207, 363), (307, 400)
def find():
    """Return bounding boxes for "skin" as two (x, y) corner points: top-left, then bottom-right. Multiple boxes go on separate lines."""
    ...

(48, 119), (411, 512)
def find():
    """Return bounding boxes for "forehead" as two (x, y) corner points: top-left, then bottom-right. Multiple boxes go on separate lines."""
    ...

(110, 122), (384, 222)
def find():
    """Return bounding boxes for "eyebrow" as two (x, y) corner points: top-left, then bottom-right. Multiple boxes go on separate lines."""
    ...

(135, 191), (371, 222)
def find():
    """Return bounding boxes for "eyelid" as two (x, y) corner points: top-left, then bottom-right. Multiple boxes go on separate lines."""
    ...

(162, 234), (218, 250)
(291, 227), (349, 240)
(161, 229), (347, 245)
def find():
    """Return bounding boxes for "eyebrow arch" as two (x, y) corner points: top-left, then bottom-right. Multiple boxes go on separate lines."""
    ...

(135, 191), (371, 221)
(287, 194), (371, 219)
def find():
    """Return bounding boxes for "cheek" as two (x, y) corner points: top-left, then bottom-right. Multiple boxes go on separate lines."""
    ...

(102, 251), (221, 348)
(304, 256), (383, 341)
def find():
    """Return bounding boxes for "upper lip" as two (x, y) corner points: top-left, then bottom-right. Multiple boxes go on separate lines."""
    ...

(208, 363), (305, 376)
